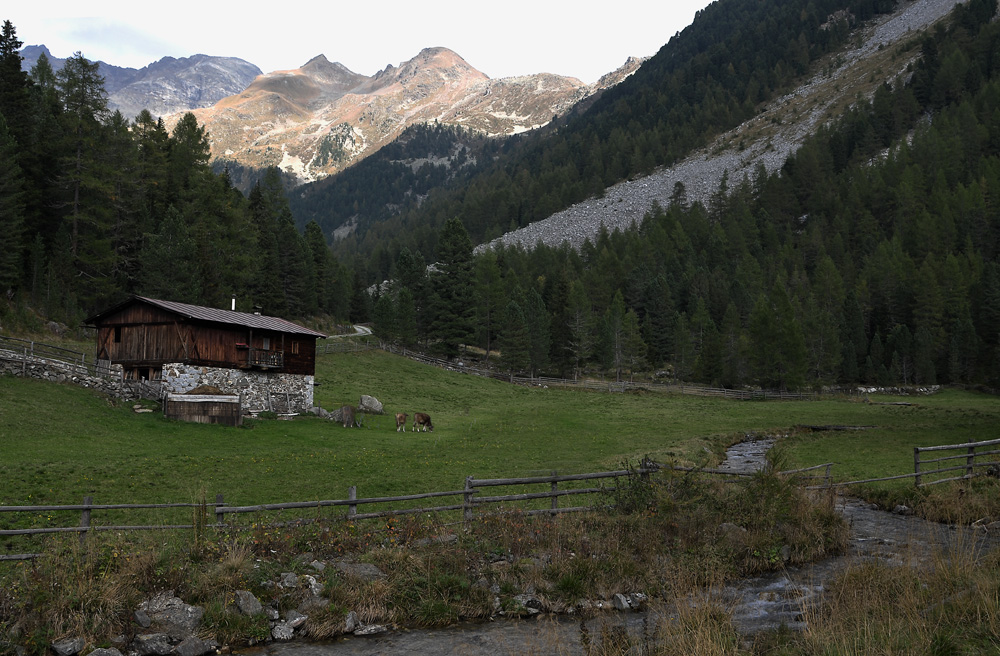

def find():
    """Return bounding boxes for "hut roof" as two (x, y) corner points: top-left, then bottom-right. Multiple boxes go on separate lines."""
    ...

(85, 296), (328, 338)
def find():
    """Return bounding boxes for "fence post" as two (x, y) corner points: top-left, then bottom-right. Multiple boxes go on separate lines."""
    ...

(463, 476), (474, 522)
(550, 470), (558, 517)
(348, 486), (357, 518)
(914, 447), (922, 487)
(80, 495), (92, 548)
(215, 493), (225, 526)
(967, 442), (976, 479)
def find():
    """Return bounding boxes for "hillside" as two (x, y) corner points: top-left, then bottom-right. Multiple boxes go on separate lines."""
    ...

(481, 0), (966, 252)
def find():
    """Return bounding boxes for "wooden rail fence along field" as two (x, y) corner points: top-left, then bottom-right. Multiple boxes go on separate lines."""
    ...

(5, 440), (997, 561)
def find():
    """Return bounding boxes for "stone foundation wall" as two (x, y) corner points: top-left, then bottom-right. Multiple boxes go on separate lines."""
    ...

(160, 363), (315, 415)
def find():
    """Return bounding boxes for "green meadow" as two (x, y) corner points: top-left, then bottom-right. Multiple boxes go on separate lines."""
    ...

(2, 348), (999, 514)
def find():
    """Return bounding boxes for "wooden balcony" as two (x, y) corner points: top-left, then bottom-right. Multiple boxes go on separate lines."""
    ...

(247, 347), (283, 369)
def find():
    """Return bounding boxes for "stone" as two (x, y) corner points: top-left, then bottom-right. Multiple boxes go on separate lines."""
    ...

(302, 573), (324, 596)
(612, 593), (631, 611)
(332, 561), (386, 581)
(132, 634), (173, 656)
(310, 559), (326, 572)
(285, 609), (308, 629)
(628, 592), (648, 609)
(271, 622), (294, 641)
(173, 637), (214, 656)
(133, 609), (152, 628)
(353, 624), (388, 636)
(512, 594), (542, 615)
(234, 590), (263, 616)
(87, 649), (123, 656)
(51, 638), (85, 656)
(280, 572), (299, 588)
(137, 592), (204, 639)
(265, 606), (279, 621)
(344, 611), (359, 633)
(358, 395), (383, 414)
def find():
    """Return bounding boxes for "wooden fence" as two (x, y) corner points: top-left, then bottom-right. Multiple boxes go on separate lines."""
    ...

(4, 439), (996, 561)
(914, 437), (1000, 487)
(376, 343), (816, 400)
(0, 335), (96, 377)
(0, 462), (842, 562)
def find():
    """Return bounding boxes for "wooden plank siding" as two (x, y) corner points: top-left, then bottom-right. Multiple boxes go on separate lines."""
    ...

(87, 297), (324, 377)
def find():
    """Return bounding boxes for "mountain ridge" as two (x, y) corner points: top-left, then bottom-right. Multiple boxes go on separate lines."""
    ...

(170, 47), (645, 184)
(18, 45), (262, 119)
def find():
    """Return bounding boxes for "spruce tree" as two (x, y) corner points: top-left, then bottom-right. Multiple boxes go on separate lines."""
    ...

(0, 114), (25, 293)
(428, 217), (475, 358)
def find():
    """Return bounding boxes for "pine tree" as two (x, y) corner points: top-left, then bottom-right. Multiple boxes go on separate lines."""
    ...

(0, 114), (25, 293)
(524, 286), (551, 376)
(499, 300), (530, 380)
(622, 308), (648, 380)
(566, 279), (594, 380)
(428, 217), (475, 358)
(474, 252), (504, 363)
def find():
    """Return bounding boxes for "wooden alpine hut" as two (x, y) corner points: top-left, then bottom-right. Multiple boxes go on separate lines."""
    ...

(85, 296), (327, 416)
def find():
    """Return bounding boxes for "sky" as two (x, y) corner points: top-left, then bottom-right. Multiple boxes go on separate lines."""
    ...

(7, 1), (714, 84)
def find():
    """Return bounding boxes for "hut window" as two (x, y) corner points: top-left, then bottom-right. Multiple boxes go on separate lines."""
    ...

(114, 326), (122, 343)
(262, 337), (270, 350)
(292, 341), (299, 355)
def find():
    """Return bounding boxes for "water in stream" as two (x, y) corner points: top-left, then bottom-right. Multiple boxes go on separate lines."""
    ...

(244, 435), (998, 655)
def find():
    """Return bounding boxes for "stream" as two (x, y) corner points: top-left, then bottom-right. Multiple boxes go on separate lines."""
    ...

(244, 436), (998, 655)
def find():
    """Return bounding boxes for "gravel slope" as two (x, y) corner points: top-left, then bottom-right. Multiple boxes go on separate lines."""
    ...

(476, 0), (964, 254)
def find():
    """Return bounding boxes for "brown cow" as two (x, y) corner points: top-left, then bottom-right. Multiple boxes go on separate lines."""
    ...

(395, 412), (408, 432)
(340, 405), (357, 428)
(413, 412), (434, 432)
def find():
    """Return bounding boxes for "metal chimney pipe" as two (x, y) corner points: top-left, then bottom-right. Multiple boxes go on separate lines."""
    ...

(231, 295), (236, 311)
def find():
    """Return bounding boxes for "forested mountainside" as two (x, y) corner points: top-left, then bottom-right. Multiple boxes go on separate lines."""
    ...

(3, 0), (1000, 392)
(310, 0), (903, 275)
(367, 0), (1000, 390)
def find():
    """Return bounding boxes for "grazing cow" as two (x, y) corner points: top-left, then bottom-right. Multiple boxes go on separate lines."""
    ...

(413, 412), (434, 432)
(340, 405), (356, 428)
(395, 412), (408, 432)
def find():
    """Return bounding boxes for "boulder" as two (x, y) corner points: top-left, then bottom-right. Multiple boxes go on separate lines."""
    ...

(234, 590), (263, 616)
(173, 637), (215, 656)
(285, 609), (308, 629)
(271, 622), (294, 641)
(137, 592), (204, 640)
(51, 638), (85, 656)
(87, 650), (124, 656)
(358, 395), (383, 414)
(132, 634), (173, 656)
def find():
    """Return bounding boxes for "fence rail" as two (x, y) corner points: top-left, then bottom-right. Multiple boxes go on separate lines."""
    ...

(0, 335), (102, 378)
(0, 466), (668, 561)
(376, 343), (816, 400)
(914, 438), (1000, 487)
(5, 438), (997, 560)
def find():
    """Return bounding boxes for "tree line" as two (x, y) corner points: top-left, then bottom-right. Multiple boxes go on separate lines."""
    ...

(0, 20), (351, 325)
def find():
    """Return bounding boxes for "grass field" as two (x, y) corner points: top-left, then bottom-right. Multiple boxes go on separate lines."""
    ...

(3, 348), (1000, 653)
(2, 348), (1000, 515)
